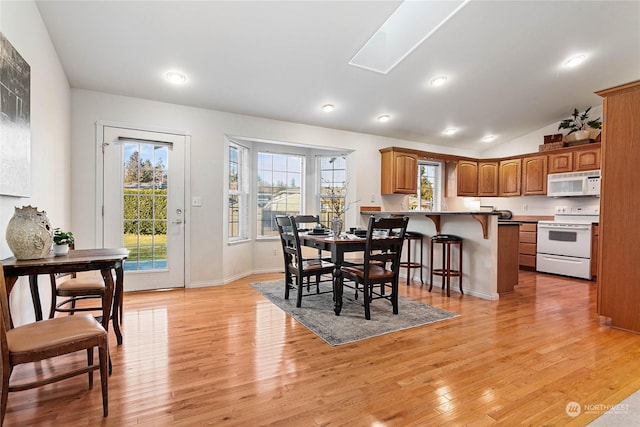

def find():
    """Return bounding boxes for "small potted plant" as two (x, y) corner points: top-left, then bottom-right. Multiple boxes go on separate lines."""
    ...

(52, 228), (74, 256)
(558, 106), (602, 142)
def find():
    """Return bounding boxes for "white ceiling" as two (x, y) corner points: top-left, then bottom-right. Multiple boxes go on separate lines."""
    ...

(35, 0), (640, 152)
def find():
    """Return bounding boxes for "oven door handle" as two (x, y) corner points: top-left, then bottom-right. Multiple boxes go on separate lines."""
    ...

(538, 225), (591, 231)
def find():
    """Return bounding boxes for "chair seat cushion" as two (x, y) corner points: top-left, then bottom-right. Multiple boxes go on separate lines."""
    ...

(57, 277), (105, 292)
(7, 314), (106, 353)
(342, 264), (394, 281)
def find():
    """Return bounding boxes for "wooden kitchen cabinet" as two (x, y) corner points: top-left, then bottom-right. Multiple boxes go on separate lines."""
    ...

(575, 147), (601, 171)
(457, 160), (478, 196)
(498, 224), (520, 294)
(519, 223), (537, 269)
(380, 148), (418, 194)
(522, 155), (547, 195)
(548, 151), (574, 173)
(478, 161), (499, 196)
(499, 158), (521, 196)
(596, 80), (640, 332)
(548, 146), (600, 173)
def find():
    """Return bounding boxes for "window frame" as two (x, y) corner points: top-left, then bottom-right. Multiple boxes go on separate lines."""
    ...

(256, 151), (304, 239)
(410, 160), (443, 211)
(317, 155), (348, 226)
(228, 141), (249, 242)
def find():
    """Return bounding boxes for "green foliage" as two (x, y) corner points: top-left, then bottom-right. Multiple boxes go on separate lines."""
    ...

(53, 228), (74, 245)
(558, 107), (602, 134)
(123, 189), (167, 234)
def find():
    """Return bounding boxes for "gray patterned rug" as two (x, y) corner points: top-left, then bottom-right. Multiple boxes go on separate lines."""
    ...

(250, 280), (459, 346)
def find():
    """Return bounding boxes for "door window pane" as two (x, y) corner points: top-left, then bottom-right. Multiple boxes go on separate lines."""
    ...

(122, 142), (169, 270)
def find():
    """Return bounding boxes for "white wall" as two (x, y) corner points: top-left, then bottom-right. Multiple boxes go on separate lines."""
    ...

(0, 0), (71, 324)
(70, 89), (478, 286)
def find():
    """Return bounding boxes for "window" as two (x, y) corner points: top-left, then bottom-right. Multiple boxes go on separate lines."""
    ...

(257, 152), (303, 237)
(228, 142), (248, 241)
(410, 161), (441, 210)
(319, 156), (346, 226)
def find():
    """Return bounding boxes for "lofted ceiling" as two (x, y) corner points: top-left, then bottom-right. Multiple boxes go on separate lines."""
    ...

(35, 0), (640, 152)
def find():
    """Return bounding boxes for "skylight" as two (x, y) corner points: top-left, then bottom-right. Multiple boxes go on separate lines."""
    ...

(349, 0), (470, 74)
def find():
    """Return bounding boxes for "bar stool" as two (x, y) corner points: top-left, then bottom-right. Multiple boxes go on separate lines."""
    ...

(400, 231), (424, 285)
(429, 234), (463, 297)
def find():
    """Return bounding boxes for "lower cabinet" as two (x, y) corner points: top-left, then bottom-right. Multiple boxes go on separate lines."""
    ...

(519, 223), (537, 269)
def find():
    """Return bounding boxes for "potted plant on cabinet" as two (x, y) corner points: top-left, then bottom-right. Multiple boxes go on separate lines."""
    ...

(52, 228), (74, 256)
(558, 106), (602, 142)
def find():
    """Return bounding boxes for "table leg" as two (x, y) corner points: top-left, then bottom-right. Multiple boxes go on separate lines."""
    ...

(111, 263), (124, 345)
(28, 275), (43, 321)
(333, 265), (343, 315)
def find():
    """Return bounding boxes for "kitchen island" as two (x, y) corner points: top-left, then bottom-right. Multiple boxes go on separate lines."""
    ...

(360, 210), (517, 300)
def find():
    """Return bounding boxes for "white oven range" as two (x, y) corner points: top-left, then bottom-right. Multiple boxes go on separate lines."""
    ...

(536, 206), (599, 280)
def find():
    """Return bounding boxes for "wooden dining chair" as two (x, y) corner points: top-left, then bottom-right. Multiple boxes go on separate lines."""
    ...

(292, 214), (330, 261)
(47, 243), (119, 338)
(339, 216), (409, 320)
(275, 215), (335, 307)
(0, 262), (109, 424)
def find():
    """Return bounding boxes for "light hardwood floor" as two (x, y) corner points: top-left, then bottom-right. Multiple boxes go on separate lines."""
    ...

(5, 271), (640, 426)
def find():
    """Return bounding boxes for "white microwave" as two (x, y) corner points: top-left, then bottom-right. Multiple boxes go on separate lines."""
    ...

(547, 170), (601, 197)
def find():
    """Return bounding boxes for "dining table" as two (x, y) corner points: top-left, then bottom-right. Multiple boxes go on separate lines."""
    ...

(298, 232), (366, 315)
(1, 248), (129, 344)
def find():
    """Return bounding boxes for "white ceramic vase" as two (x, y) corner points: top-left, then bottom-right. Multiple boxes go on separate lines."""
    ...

(5, 206), (53, 260)
(573, 130), (590, 141)
(52, 243), (69, 256)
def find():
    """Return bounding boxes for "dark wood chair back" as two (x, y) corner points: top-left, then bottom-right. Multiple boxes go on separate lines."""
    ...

(340, 216), (409, 319)
(362, 216), (409, 281)
(275, 215), (334, 307)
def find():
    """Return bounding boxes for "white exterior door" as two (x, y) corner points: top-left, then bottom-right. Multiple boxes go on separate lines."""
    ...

(101, 125), (187, 291)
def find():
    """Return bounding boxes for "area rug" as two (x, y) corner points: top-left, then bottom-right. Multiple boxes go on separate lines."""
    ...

(250, 280), (459, 346)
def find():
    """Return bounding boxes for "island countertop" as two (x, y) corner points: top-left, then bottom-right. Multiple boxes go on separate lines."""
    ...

(360, 210), (499, 239)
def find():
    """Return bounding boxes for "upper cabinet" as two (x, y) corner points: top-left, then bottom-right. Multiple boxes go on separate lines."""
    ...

(575, 147), (601, 171)
(522, 155), (547, 195)
(549, 146), (600, 173)
(548, 151), (574, 173)
(499, 158), (521, 196)
(380, 143), (600, 198)
(478, 161), (499, 197)
(457, 160), (478, 196)
(380, 148), (418, 194)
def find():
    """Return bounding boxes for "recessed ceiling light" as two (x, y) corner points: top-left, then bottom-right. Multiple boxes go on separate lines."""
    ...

(430, 75), (448, 87)
(322, 104), (335, 112)
(443, 127), (458, 135)
(377, 115), (390, 123)
(564, 54), (587, 68)
(482, 135), (496, 142)
(165, 71), (187, 84)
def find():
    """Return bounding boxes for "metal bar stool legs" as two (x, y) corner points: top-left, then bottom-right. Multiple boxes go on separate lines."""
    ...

(429, 234), (463, 297)
(400, 232), (424, 286)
